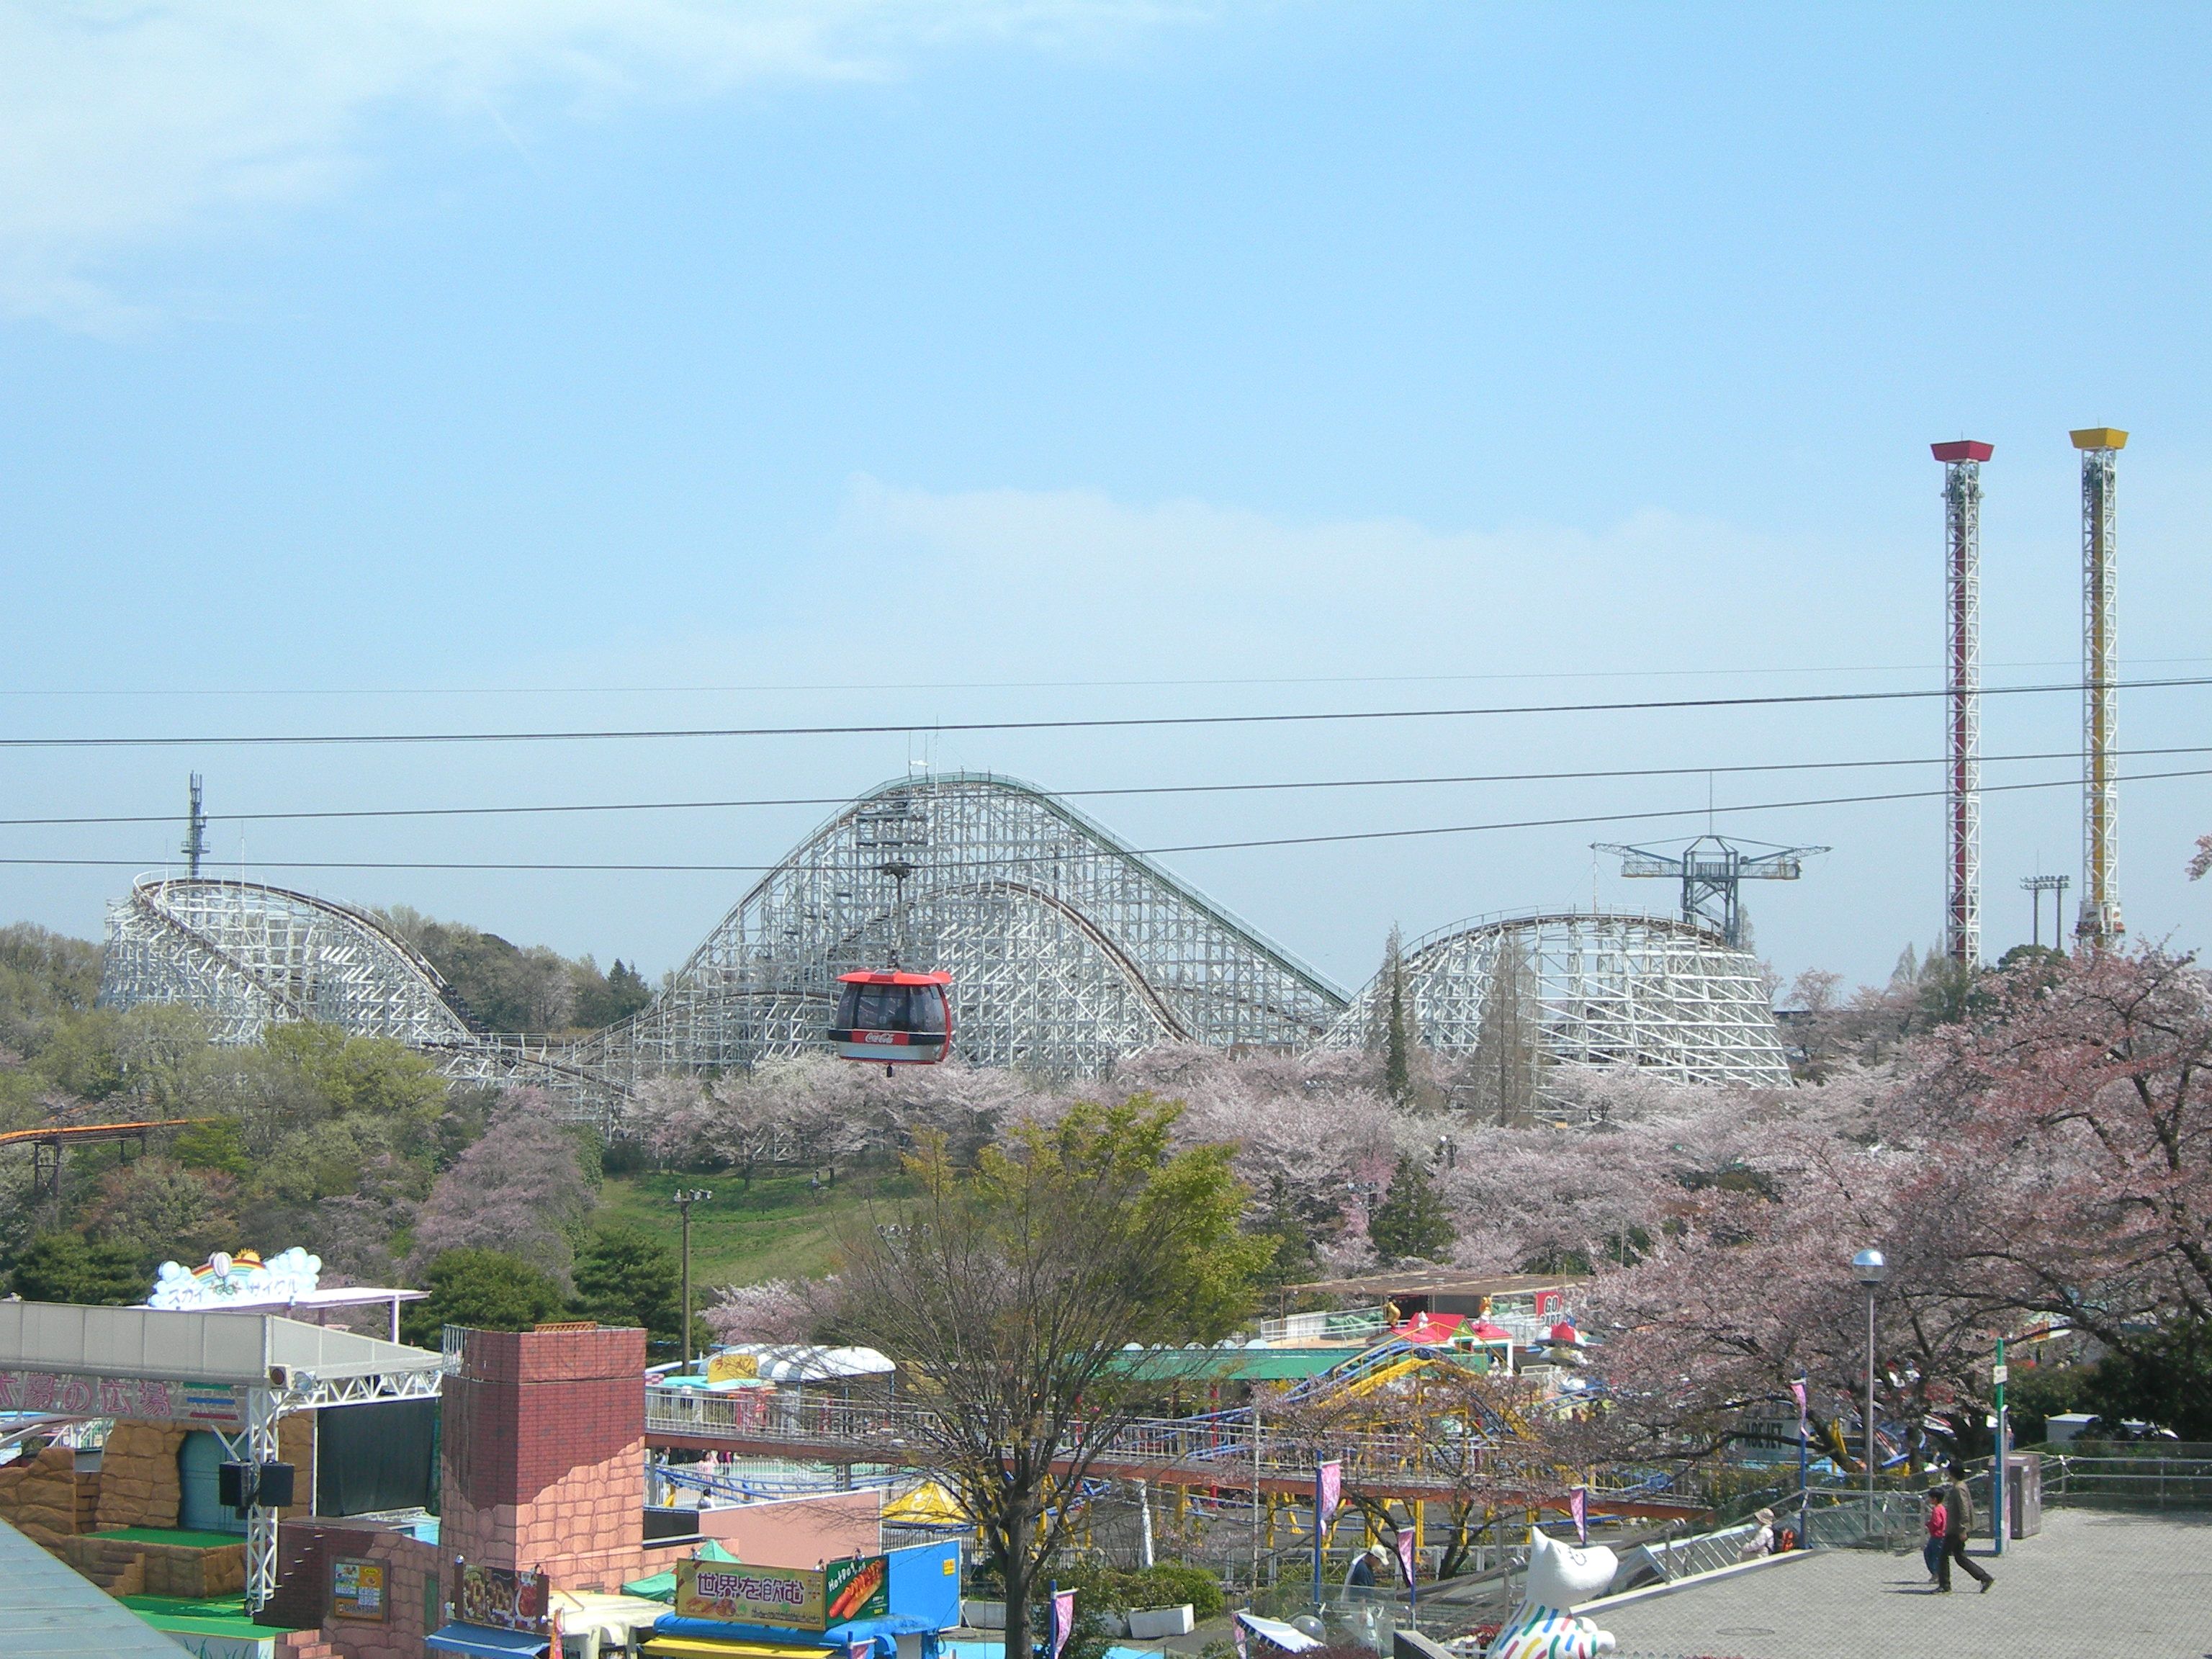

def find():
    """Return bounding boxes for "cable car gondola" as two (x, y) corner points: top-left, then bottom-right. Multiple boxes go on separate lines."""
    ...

(830, 969), (953, 1069)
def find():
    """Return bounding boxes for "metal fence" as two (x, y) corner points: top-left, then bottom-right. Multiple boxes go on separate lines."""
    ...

(2041, 1454), (2212, 1509)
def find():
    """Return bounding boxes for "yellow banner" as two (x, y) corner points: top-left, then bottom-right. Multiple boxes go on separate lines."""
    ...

(676, 1557), (825, 1629)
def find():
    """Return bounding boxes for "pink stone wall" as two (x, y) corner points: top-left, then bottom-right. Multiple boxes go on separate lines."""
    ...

(693, 1489), (883, 1567)
(441, 1326), (652, 1591)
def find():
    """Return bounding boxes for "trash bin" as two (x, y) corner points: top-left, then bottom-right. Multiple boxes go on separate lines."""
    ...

(2005, 1452), (2042, 1539)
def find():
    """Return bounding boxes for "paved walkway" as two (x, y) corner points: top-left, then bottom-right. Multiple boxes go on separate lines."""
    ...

(1596, 1507), (2212, 1659)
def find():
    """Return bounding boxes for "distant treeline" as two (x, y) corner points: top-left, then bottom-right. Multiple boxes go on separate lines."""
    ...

(379, 907), (652, 1035)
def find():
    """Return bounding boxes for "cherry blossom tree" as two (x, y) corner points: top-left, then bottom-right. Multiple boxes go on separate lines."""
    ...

(408, 1086), (594, 1290)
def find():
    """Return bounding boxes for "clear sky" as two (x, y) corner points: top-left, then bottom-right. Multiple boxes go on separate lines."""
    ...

(2, 1), (2207, 995)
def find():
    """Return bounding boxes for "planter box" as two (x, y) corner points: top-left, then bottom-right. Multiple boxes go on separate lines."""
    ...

(963, 1601), (1007, 1630)
(1127, 1605), (1195, 1639)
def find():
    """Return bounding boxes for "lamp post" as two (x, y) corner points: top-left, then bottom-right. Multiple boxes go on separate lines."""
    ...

(673, 1188), (713, 1371)
(1851, 1249), (1888, 1534)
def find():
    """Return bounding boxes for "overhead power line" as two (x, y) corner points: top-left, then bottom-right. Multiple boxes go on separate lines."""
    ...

(0, 674), (2206, 750)
(6, 764), (2206, 873)
(4, 654), (2208, 699)
(4, 743), (2208, 830)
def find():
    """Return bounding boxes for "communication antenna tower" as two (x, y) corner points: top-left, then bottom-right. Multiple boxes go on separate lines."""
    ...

(1932, 440), (1992, 965)
(1593, 834), (1828, 948)
(2072, 426), (2127, 949)
(181, 773), (208, 878)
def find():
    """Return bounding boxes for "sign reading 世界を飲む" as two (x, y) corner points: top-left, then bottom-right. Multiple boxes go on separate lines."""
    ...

(677, 1558), (826, 1629)
(824, 1555), (891, 1624)
(332, 1557), (386, 1622)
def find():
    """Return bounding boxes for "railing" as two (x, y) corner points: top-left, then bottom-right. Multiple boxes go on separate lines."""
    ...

(1256, 1308), (1389, 1344)
(643, 1386), (1689, 1509)
(2042, 1454), (2212, 1509)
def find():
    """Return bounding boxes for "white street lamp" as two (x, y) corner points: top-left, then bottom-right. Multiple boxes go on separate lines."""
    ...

(1852, 1249), (1888, 1529)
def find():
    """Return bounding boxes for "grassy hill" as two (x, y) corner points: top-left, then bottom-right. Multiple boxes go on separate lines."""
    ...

(596, 1167), (912, 1288)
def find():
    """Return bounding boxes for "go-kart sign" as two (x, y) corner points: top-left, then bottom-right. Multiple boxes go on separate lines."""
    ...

(678, 1560), (825, 1629)
(0, 1370), (243, 1428)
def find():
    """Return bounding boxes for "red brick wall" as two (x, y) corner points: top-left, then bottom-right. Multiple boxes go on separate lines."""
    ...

(441, 1326), (649, 1591)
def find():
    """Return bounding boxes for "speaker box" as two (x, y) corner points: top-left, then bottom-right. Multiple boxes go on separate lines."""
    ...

(217, 1461), (253, 1510)
(256, 1462), (296, 1508)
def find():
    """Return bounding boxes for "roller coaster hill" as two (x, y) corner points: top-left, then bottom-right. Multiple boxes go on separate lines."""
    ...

(97, 772), (1795, 1112)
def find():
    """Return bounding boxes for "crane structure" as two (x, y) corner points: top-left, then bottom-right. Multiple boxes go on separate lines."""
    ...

(2072, 427), (2127, 949)
(1595, 834), (1826, 950)
(1932, 441), (1992, 965)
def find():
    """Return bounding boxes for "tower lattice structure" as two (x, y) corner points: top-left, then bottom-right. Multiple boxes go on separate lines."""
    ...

(2072, 427), (2127, 948)
(1932, 441), (1991, 965)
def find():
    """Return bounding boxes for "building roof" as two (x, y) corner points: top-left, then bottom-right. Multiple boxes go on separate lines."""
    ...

(0, 1301), (445, 1387)
(1286, 1270), (1587, 1300)
(0, 1515), (196, 1657)
(1112, 1346), (1371, 1382)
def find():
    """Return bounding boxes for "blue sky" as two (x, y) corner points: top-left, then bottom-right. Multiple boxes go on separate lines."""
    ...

(1, 1), (2207, 993)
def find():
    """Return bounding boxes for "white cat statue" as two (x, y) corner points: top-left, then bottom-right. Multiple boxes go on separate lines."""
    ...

(1485, 1527), (1617, 1659)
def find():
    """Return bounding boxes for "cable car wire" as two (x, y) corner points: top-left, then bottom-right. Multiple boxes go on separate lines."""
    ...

(4, 763), (2205, 872)
(0, 673), (2206, 749)
(1, 744), (2208, 830)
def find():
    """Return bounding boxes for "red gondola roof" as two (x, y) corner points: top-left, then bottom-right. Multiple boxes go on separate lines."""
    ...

(835, 969), (953, 986)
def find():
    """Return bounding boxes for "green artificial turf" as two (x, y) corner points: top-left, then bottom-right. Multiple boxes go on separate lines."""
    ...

(95, 1527), (248, 1548)
(122, 1593), (281, 1637)
(598, 1167), (912, 1287)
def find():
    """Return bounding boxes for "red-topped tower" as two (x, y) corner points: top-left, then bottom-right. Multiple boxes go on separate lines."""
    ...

(1931, 440), (1992, 966)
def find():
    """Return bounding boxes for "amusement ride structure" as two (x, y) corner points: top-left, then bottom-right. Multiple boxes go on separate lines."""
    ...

(99, 772), (1796, 1106)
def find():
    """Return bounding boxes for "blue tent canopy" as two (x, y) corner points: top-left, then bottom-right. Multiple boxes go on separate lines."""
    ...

(426, 1623), (552, 1658)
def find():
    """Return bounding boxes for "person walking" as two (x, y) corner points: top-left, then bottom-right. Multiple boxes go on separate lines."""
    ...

(1921, 1485), (1949, 1585)
(1938, 1462), (1994, 1593)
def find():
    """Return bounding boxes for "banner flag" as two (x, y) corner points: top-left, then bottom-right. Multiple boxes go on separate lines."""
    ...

(1316, 1460), (1342, 1525)
(1569, 1487), (1588, 1547)
(1394, 1527), (1416, 1586)
(1050, 1590), (1077, 1659)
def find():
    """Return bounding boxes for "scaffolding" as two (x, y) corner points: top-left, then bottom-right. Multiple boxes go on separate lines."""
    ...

(1932, 440), (1992, 966)
(577, 772), (1349, 1084)
(101, 781), (1794, 1107)
(2072, 426), (2127, 948)
(101, 877), (478, 1048)
(1320, 911), (1792, 1094)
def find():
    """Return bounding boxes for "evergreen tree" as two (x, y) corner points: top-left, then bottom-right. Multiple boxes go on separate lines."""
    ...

(1381, 925), (1414, 1107)
(572, 1220), (683, 1340)
(1368, 1152), (1455, 1264)
(10, 1233), (148, 1304)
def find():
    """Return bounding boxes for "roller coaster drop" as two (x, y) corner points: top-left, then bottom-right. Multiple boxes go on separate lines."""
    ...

(101, 773), (1793, 1107)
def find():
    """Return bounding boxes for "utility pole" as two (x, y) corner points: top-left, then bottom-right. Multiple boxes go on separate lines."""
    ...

(181, 774), (208, 878)
(672, 1187), (712, 1370)
(1992, 1337), (2009, 1557)
(1932, 441), (1991, 966)
(2072, 426), (2127, 949)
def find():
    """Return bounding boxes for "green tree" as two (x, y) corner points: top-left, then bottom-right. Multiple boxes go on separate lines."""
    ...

(572, 1220), (682, 1339)
(400, 1249), (566, 1346)
(835, 1095), (1270, 1659)
(1368, 1151), (1455, 1264)
(11, 1233), (148, 1304)
(1380, 925), (1415, 1107)
(173, 1118), (254, 1181)
(2082, 1316), (2212, 1441)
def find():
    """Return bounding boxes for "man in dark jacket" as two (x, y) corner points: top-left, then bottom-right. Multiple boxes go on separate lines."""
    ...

(1938, 1463), (1994, 1592)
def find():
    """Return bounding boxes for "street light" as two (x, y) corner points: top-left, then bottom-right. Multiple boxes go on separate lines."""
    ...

(1852, 1249), (1888, 1532)
(673, 1188), (714, 1372)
